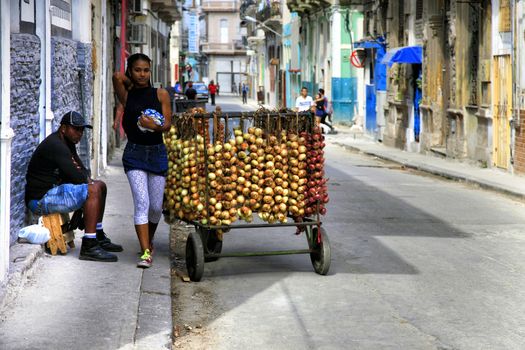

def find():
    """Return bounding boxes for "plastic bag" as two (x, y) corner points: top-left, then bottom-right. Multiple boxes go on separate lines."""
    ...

(137, 108), (165, 132)
(18, 217), (50, 244)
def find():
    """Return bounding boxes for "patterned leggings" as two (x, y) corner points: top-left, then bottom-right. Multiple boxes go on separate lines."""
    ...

(126, 170), (166, 225)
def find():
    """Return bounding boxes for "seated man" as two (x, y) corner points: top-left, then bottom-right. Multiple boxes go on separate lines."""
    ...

(25, 111), (122, 262)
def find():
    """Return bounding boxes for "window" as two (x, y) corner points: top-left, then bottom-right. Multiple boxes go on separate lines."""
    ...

(416, 0), (423, 20)
(220, 19), (228, 43)
(20, 0), (36, 34)
(398, 0), (404, 45)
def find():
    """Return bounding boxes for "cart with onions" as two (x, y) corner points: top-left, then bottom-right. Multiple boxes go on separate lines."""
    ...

(164, 108), (330, 281)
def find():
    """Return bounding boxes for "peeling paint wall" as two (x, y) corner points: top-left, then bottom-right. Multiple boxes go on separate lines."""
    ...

(420, 0), (447, 151)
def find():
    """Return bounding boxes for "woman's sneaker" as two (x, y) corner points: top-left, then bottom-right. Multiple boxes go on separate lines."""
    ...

(137, 249), (152, 268)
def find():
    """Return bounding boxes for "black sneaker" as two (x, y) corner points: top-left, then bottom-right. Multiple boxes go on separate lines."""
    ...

(96, 231), (124, 252)
(79, 237), (118, 262)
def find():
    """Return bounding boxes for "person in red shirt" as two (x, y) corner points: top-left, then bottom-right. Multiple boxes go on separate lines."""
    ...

(208, 80), (217, 105)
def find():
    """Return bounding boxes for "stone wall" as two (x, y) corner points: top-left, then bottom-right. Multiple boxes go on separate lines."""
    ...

(9, 34), (42, 244)
(7, 36), (94, 244)
(51, 38), (93, 171)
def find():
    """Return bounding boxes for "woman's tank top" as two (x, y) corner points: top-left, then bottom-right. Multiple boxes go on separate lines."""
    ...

(123, 87), (163, 145)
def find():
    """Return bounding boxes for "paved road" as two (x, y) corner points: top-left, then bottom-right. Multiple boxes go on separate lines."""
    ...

(172, 98), (525, 349)
(205, 94), (254, 113)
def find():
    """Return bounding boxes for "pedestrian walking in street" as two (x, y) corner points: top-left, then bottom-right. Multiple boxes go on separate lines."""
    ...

(216, 82), (220, 96)
(25, 111), (122, 262)
(112, 53), (172, 268)
(295, 87), (315, 112)
(184, 81), (197, 100)
(208, 80), (217, 105)
(257, 86), (265, 105)
(174, 81), (182, 94)
(242, 83), (249, 104)
(315, 88), (335, 133)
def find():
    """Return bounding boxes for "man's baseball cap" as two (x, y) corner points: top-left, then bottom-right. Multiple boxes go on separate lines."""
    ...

(60, 111), (92, 129)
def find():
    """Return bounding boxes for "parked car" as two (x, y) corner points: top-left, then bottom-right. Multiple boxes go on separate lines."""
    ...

(185, 82), (209, 101)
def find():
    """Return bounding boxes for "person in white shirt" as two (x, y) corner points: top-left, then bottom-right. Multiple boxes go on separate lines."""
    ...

(295, 87), (315, 112)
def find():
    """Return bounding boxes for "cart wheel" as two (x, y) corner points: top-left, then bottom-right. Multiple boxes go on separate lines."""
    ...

(309, 227), (331, 275)
(203, 229), (223, 262)
(186, 231), (204, 282)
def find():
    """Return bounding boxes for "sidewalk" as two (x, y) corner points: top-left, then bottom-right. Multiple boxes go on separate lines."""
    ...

(0, 146), (172, 350)
(328, 125), (525, 200)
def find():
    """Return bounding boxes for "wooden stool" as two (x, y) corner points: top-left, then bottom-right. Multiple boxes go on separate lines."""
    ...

(42, 213), (68, 255)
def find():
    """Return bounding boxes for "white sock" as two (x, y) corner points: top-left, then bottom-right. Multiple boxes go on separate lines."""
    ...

(96, 223), (103, 231)
(84, 232), (96, 239)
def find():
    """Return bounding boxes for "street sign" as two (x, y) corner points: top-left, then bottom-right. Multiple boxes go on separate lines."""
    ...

(188, 12), (199, 53)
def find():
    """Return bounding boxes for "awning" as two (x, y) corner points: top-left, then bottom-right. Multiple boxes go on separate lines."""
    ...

(354, 37), (385, 49)
(381, 46), (422, 66)
(354, 41), (384, 49)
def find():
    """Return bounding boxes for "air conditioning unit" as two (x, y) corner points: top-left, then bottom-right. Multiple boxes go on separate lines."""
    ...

(128, 23), (147, 45)
(131, 0), (143, 14)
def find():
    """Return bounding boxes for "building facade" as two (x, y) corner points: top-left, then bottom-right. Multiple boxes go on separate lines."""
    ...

(286, 1), (364, 123)
(361, 0), (498, 168)
(0, 0), (180, 285)
(202, 0), (248, 92)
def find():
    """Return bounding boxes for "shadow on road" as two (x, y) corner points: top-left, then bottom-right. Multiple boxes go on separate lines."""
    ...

(170, 148), (476, 348)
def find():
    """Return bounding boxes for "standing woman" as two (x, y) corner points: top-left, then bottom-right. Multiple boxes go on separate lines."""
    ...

(208, 80), (217, 106)
(112, 53), (172, 268)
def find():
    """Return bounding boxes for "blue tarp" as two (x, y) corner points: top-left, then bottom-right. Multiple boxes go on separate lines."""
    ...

(381, 46), (422, 66)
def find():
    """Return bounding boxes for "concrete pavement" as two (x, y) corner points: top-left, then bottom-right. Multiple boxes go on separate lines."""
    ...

(0, 146), (172, 350)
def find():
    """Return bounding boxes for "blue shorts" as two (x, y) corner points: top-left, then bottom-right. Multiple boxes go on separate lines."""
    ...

(28, 183), (89, 215)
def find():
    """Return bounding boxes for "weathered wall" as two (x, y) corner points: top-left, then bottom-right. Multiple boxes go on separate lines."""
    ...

(420, 0), (446, 151)
(9, 34), (42, 244)
(514, 111), (525, 174)
(382, 1), (413, 149)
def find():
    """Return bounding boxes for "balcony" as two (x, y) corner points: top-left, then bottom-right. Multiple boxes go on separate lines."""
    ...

(201, 1), (239, 12)
(287, 0), (331, 15)
(339, 0), (365, 5)
(247, 34), (265, 45)
(240, 0), (257, 17)
(258, 0), (282, 25)
(201, 40), (247, 55)
(150, 0), (182, 23)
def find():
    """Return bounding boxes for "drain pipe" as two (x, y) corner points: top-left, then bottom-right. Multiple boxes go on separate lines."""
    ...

(36, 0), (54, 139)
(120, 0), (128, 73)
(100, 0), (108, 171)
(0, 0), (13, 282)
(77, 68), (91, 174)
(511, 0), (517, 171)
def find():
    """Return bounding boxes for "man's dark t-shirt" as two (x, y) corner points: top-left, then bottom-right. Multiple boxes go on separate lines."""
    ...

(25, 131), (89, 204)
(185, 87), (197, 100)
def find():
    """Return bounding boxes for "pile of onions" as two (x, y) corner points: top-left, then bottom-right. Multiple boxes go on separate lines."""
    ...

(164, 131), (207, 222)
(303, 126), (329, 216)
(164, 113), (329, 226)
(286, 132), (307, 220)
(257, 132), (289, 223)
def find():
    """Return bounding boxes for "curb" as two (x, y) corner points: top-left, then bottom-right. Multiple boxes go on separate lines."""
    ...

(0, 243), (44, 312)
(333, 141), (525, 202)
